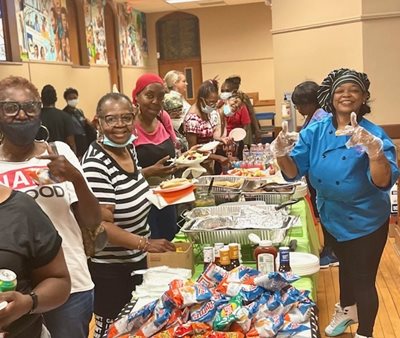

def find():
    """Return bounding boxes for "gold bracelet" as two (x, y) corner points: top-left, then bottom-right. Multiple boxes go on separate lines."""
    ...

(143, 237), (150, 252)
(137, 236), (144, 250)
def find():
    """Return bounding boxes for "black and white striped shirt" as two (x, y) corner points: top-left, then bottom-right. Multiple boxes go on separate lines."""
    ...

(81, 142), (151, 264)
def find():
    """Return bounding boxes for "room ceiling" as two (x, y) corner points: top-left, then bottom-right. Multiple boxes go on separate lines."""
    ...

(120, 0), (266, 13)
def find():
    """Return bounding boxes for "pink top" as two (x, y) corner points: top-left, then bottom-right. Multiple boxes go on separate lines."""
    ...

(134, 110), (176, 146)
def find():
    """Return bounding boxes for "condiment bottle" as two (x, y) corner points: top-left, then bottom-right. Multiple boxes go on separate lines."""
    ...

(229, 243), (240, 270)
(254, 240), (277, 274)
(203, 246), (214, 271)
(219, 247), (232, 271)
(278, 246), (292, 272)
(214, 243), (225, 266)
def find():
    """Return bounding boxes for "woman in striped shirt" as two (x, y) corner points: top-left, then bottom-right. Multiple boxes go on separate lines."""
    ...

(81, 93), (175, 338)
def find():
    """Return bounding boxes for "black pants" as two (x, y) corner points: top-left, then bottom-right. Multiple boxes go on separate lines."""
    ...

(88, 259), (147, 338)
(325, 219), (389, 337)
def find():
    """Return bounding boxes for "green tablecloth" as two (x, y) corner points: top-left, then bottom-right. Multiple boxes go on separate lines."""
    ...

(176, 198), (321, 300)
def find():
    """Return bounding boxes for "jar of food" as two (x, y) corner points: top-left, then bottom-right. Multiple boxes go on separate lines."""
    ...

(194, 191), (215, 207)
(254, 240), (278, 274)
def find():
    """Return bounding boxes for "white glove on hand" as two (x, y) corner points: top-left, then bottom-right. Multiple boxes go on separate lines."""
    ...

(343, 112), (383, 159)
(270, 121), (299, 157)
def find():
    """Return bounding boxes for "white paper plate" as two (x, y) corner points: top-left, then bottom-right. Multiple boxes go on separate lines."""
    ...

(153, 182), (194, 193)
(229, 128), (246, 142)
(198, 141), (220, 152)
(276, 252), (320, 276)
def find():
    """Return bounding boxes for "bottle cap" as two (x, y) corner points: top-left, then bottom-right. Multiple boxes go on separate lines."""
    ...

(279, 246), (290, 251)
(259, 240), (273, 247)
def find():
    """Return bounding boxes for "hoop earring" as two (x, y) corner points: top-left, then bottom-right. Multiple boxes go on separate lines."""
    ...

(35, 124), (50, 142)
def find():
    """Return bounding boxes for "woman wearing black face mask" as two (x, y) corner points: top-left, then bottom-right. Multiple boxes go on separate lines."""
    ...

(0, 76), (101, 338)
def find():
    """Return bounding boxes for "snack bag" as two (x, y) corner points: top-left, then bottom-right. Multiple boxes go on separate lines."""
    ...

(166, 282), (212, 308)
(107, 299), (157, 338)
(213, 295), (243, 331)
(246, 315), (284, 338)
(197, 264), (227, 288)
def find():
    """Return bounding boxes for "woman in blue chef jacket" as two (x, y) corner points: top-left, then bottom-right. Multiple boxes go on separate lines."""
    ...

(272, 68), (399, 338)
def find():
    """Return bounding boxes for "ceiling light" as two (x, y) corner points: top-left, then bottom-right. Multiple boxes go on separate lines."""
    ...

(165, 0), (200, 4)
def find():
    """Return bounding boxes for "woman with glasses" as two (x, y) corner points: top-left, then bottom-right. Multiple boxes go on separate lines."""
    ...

(184, 79), (229, 173)
(0, 76), (101, 338)
(81, 92), (175, 338)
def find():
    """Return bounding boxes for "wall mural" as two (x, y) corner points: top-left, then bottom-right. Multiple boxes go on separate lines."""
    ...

(15, 0), (71, 62)
(84, 0), (107, 64)
(0, 7), (5, 60)
(117, 3), (147, 67)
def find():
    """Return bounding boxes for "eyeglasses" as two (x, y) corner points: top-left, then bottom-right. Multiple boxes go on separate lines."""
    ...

(0, 101), (42, 117)
(99, 113), (134, 126)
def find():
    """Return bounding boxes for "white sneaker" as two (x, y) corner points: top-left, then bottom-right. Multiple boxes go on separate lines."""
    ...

(354, 334), (372, 338)
(325, 303), (358, 336)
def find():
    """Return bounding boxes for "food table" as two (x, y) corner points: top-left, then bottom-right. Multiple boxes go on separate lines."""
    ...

(107, 174), (322, 338)
(187, 198), (320, 301)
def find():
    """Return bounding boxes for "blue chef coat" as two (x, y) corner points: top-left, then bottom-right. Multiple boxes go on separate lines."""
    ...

(286, 116), (399, 241)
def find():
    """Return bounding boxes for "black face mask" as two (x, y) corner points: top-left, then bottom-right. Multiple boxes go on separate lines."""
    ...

(0, 119), (41, 146)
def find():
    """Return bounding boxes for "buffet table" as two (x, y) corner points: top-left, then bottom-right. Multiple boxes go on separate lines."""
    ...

(188, 198), (321, 300)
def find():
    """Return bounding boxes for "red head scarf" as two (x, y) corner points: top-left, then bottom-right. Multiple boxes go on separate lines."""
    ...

(131, 73), (164, 105)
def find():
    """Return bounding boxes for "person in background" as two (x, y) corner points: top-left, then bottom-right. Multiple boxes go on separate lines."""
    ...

(291, 80), (336, 268)
(163, 70), (191, 116)
(221, 75), (262, 144)
(63, 87), (97, 159)
(273, 68), (399, 338)
(40, 84), (76, 153)
(82, 92), (175, 338)
(184, 79), (229, 173)
(0, 76), (101, 338)
(132, 73), (180, 241)
(0, 183), (71, 338)
(163, 91), (188, 156)
(223, 90), (251, 161)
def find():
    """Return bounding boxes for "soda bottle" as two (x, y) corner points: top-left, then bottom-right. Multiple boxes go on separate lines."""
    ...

(278, 247), (292, 272)
(203, 246), (215, 271)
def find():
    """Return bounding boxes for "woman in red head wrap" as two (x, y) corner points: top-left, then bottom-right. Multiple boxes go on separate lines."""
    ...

(132, 73), (180, 241)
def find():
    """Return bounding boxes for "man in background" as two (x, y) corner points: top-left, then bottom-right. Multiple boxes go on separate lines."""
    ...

(40, 84), (76, 153)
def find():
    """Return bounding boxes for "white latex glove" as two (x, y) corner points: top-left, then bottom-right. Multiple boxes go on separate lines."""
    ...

(270, 121), (299, 157)
(338, 112), (383, 159)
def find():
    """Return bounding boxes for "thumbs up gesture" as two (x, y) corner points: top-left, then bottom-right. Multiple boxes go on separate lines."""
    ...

(345, 112), (383, 159)
(270, 121), (299, 157)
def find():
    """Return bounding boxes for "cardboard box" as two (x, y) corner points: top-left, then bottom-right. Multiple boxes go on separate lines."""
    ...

(147, 242), (194, 274)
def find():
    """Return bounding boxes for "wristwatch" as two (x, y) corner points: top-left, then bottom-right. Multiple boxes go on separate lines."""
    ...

(28, 291), (38, 314)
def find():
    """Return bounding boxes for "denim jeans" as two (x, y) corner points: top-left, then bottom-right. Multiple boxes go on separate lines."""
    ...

(43, 289), (94, 338)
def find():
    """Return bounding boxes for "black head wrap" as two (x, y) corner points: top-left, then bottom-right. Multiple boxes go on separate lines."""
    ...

(317, 68), (370, 114)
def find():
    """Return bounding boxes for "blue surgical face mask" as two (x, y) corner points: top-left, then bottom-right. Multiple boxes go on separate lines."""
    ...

(223, 104), (234, 117)
(102, 134), (137, 148)
(220, 92), (232, 100)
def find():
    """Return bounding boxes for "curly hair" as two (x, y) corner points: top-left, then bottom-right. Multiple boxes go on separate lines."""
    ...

(0, 76), (40, 101)
(63, 87), (79, 100)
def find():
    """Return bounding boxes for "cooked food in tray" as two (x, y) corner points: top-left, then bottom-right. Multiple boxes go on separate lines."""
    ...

(212, 179), (244, 189)
(227, 168), (268, 177)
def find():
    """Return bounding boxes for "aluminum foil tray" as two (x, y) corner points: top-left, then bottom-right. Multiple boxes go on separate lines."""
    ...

(195, 176), (245, 193)
(241, 189), (295, 204)
(181, 222), (290, 246)
(184, 204), (289, 220)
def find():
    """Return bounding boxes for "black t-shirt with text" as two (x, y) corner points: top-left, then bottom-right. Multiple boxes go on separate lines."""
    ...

(0, 190), (62, 338)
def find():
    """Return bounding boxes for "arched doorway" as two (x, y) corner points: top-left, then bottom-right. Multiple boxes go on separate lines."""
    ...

(156, 12), (202, 104)
(104, 1), (121, 91)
